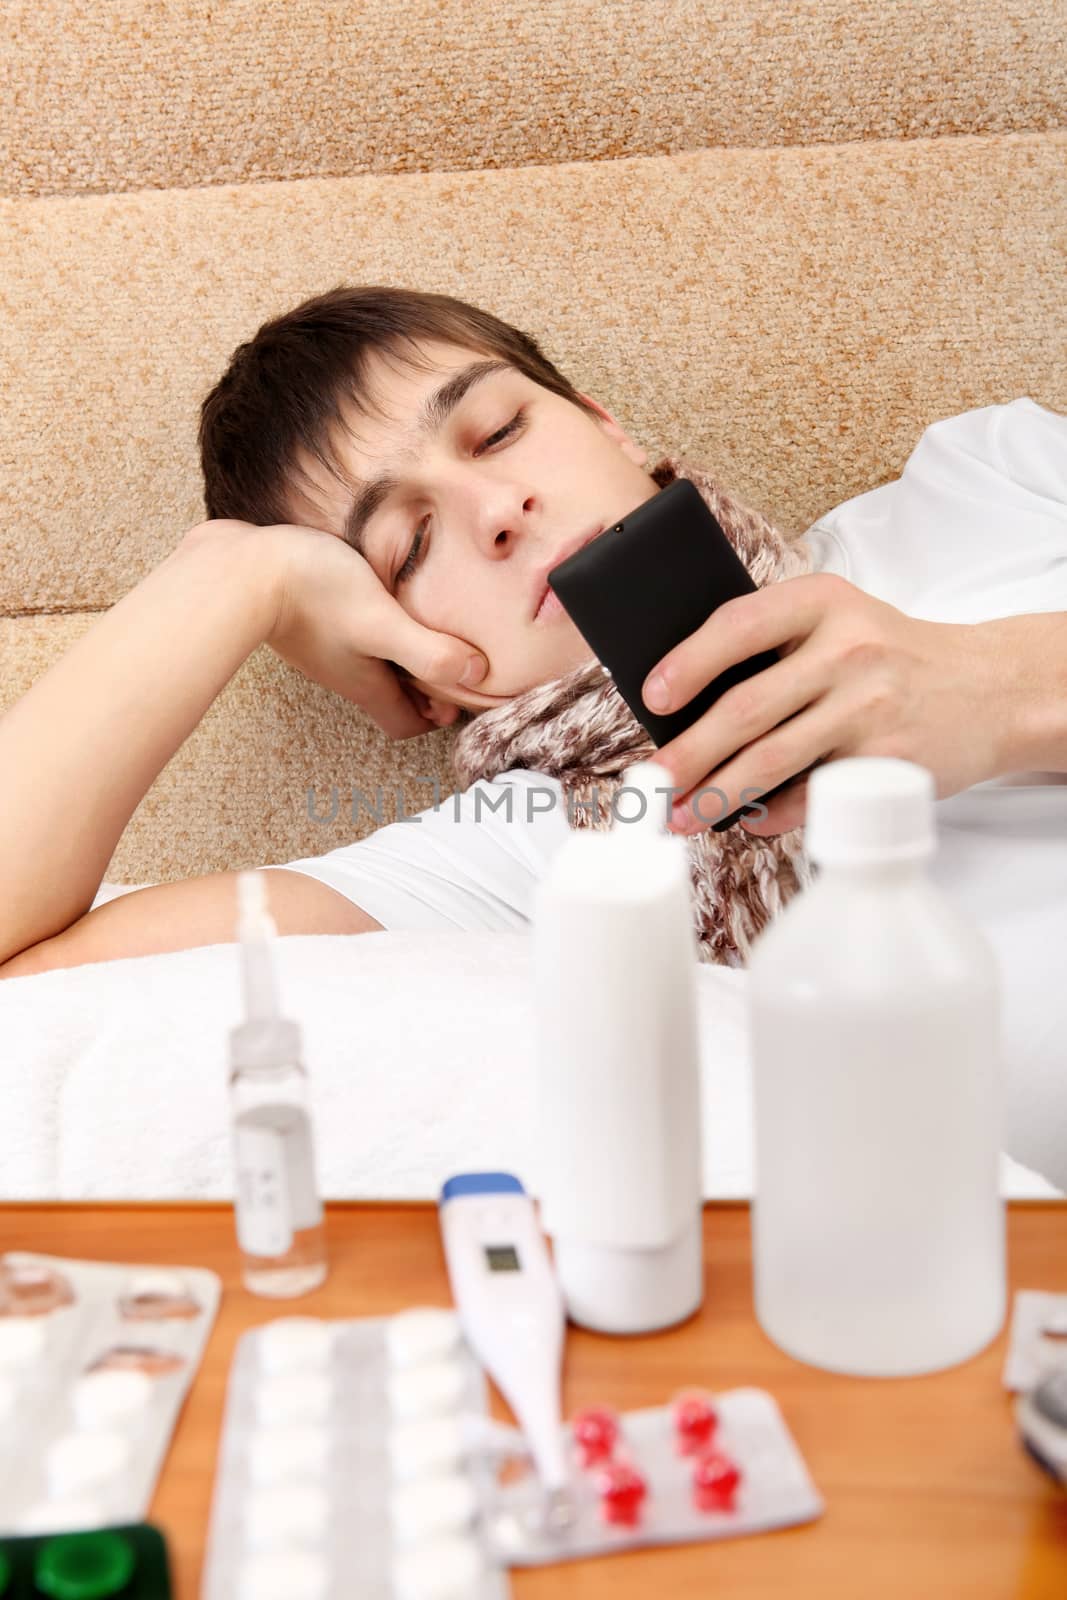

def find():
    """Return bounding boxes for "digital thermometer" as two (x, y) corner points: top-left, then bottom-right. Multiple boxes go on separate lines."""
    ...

(439, 1173), (571, 1528)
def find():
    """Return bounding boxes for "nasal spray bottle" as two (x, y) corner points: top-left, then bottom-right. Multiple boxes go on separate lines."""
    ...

(532, 760), (704, 1334)
(747, 758), (1005, 1376)
(229, 872), (328, 1298)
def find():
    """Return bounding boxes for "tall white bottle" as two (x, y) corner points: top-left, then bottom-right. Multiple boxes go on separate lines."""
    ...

(747, 757), (1005, 1376)
(531, 760), (704, 1335)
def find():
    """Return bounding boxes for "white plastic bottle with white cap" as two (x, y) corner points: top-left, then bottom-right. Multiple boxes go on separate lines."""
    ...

(747, 757), (1005, 1376)
(531, 758), (704, 1334)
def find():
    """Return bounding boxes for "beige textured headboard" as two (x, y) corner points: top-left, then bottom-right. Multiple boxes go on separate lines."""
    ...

(2, 0), (1065, 884)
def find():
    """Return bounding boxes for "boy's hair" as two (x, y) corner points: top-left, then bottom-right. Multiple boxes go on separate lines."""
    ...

(198, 284), (601, 530)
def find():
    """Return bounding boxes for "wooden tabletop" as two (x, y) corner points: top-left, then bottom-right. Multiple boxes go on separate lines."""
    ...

(5, 1201), (1067, 1598)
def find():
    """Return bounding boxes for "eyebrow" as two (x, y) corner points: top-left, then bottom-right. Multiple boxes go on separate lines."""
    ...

(341, 359), (515, 554)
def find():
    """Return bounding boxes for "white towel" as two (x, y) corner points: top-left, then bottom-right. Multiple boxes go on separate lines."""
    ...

(1, 921), (1059, 1201)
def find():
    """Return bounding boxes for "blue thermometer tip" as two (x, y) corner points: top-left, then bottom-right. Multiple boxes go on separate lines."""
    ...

(439, 1172), (526, 1204)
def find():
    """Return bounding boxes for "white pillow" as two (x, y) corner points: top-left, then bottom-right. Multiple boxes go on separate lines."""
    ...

(2, 925), (1059, 1201)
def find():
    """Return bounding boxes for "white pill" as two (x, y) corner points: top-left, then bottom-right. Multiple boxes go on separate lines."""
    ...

(17, 1497), (106, 1534)
(244, 1482), (330, 1547)
(388, 1415), (467, 1482)
(386, 1308), (462, 1369)
(257, 1317), (335, 1375)
(124, 1270), (188, 1300)
(237, 1549), (330, 1600)
(390, 1473), (477, 1544)
(254, 1371), (332, 1427)
(4, 1262), (75, 1314)
(0, 1316), (47, 1367)
(391, 1533), (487, 1600)
(73, 1368), (154, 1430)
(7, 1262), (53, 1289)
(388, 1359), (465, 1422)
(248, 1425), (330, 1486)
(46, 1431), (130, 1496)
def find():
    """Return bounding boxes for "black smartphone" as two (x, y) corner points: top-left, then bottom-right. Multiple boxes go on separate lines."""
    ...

(547, 478), (782, 832)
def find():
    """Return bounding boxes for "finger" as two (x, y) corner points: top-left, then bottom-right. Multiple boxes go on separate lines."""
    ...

(360, 659), (439, 740)
(738, 773), (813, 836)
(643, 573), (845, 716)
(654, 637), (833, 796)
(369, 678), (440, 741)
(367, 606), (488, 692)
(668, 696), (847, 835)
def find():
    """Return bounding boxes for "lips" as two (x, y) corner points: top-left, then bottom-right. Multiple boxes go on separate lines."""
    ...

(534, 587), (565, 623)
(531, 525), (604, 621)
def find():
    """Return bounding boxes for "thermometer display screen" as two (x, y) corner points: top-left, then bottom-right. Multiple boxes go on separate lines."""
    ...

(484, 1244), (521, 1273)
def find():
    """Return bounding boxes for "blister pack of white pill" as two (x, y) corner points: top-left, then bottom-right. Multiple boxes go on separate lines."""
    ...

(476, 1387), (824, 1565)
(0, 1252), (220, 1536)
(1003, 1291), (1067, 1392)
(201, 1308), (511, 1600)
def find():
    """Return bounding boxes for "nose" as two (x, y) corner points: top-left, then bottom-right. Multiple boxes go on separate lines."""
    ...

(464, 480), (536, 558)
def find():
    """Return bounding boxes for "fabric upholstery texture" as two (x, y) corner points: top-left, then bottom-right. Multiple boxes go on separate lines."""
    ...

(2, 2), (1064, 883)
(4, 1), (1065, 199)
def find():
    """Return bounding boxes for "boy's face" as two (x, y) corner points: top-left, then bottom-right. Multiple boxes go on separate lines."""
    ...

(281, 339), (659, 725)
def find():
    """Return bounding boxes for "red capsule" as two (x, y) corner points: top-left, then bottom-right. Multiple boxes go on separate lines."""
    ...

(571, 1405), (620, 1469)
(672, 1391), (719, 1456)
(596, 1459), (649, 1527)
(692, 1448), (742, 1512)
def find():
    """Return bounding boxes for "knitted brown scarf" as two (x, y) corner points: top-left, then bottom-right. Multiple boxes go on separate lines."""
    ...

(451, 459), (815, 967)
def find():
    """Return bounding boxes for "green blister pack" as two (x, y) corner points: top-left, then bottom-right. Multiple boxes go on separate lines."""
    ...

(0, 1522), (171, 1599)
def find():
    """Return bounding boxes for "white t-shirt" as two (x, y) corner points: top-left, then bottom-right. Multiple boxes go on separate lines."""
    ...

(278, 397), (1067, 1176)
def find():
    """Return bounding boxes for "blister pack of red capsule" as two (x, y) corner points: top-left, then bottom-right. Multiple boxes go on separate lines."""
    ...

(478, 1387), (824, 1565)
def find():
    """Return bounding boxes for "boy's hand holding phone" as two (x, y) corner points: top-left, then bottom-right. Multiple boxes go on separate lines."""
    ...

(194, 518), (488, 741)
(643, 572), (1010, 837)
(548, 480), (1010, 837)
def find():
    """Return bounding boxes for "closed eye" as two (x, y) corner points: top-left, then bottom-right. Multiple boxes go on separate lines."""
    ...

(394, 408), (528, 586)
(476, 411), (526, 456)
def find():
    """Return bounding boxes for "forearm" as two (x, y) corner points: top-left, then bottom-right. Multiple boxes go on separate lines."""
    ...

(980, 612), (1067, 776)
(0, 524), (280, 964)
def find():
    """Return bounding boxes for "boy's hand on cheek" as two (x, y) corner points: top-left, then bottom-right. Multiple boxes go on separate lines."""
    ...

(258, 521), (489, 740)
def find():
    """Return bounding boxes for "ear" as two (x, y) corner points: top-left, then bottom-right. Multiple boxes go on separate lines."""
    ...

(575, 392), (649, 467)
